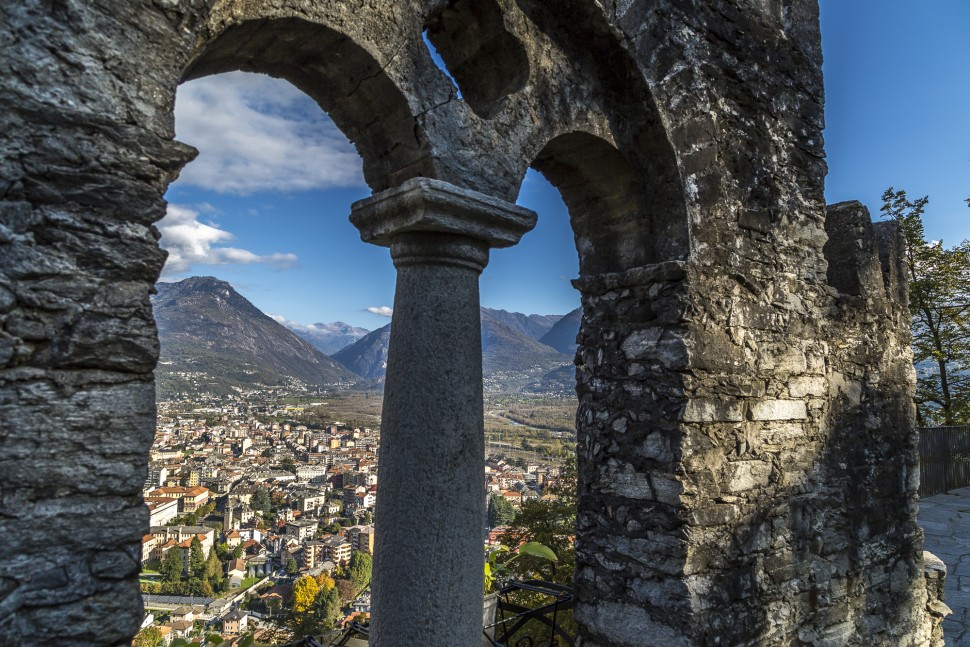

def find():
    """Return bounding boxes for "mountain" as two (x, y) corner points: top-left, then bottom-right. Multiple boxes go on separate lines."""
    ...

(153, 277), (356, 397)
(332, 309), (573, 390)
(332, 325), (392, 381)
(480, 310), (571, 376)
(288, 321), (370, 355)
(539, 307), (582, 355)
(525, 364), (578, 395)
(480, 308), (563, 340)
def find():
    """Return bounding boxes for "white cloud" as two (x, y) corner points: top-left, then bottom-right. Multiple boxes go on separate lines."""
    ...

(366, 306), (394, 317)
(159, 204), (298, 277)
(173, 72), (365, 195)
(268, 314), (325, 333)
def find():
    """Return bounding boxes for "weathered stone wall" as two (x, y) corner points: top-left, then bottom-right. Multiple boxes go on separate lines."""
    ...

(0, 0), (938, 645)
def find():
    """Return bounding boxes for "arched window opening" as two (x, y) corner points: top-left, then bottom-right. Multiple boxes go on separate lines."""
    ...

(140, 71), (397, 609)
(423, 0), (530, 119)
(530, 132), (687, 276)
(182, 18), (434, 191)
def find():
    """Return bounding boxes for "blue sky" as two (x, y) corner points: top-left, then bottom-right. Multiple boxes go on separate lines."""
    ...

(162, 1), (969, 331)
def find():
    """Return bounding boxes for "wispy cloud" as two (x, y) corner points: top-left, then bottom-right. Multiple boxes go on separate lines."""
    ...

(268, 314), (327, 333)
(173, 72), (365, 195)
(366, 306), (393, 317)
(159, 204), (298, 278)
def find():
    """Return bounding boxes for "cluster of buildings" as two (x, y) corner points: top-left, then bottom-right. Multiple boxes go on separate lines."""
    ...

(140, 397), (384, 642)
(137, 392), (566, 643)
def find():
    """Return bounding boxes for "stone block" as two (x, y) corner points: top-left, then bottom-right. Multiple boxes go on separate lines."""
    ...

(724, 460), (773, 493)
(682, 398), (745, 423)
(788, 376), (826, 398)
(749, 399), (808, 421)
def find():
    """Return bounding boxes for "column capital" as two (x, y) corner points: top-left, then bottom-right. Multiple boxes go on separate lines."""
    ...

(349, 177), (537, 249)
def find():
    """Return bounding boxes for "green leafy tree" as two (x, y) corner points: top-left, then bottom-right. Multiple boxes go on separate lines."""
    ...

(280, 457), (297, 474)
(346, 552), (372, 592)
(286, 557), (299, 575)
(133, 626), (163, 647)
(215, 541), (231, 562)
(316, 585), (343, 628)
(189, 536), (206, 578)
(231, 544), (244, 560)
(160, 547), (184, 583)
(205, 547), (223, 581)
(487, 494), (516, 528)
(882, 188), (970, 424)
(251, 487), (272, 515)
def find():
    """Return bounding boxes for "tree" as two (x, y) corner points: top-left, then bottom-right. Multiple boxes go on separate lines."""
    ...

(315, 572), (336, 592)
(205, 547), (222, 581)
(189, 536), (206, 579)
(487, 494), (516, 528)
(882, 188), (970, 424)
(334, 578), (356, 603)
(286, 557), (299, 575)
(346, 552), (372, 593)
(160, 548), (184, 583)
(316, 585), (343, 627)
(133, 626), (163, 647)
(280, 457), (297, 474)
(251, 487), (272, 515)
(290, 575), (320, 614)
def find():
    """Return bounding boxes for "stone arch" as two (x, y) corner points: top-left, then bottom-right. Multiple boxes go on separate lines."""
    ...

(181, 16), (434, 192)
(529, 131), (689, 275)
(522, 125), (693, 643)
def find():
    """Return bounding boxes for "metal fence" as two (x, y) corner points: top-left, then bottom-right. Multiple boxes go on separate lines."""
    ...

(918, 426), (970, 497)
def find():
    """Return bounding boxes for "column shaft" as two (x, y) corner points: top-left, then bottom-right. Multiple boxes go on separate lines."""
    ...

(371, 233), (488, 646)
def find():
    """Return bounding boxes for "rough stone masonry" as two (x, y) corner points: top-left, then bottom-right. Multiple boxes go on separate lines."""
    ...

(0, 0), (947, 645)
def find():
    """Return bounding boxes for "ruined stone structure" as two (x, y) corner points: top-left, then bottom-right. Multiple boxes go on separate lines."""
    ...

(0, 0), (948, 645)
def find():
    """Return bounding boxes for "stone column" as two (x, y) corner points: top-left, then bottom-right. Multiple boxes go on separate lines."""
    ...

(350, 178), (535, 647)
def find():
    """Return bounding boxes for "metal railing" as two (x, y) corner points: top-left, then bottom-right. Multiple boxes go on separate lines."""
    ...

(313, 579), (576, 647)
(485, 580), (574, 647)
(918, 425), (970, 497)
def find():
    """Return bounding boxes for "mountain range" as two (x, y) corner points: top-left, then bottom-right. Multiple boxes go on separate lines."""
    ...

(153, 277), (582, 396)
(331, 309), (578, 387)
(153, 277), (356, 398)
(287, 321), (370, 355)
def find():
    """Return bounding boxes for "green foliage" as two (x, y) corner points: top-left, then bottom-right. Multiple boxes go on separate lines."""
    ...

(882, 188), (970, 424)
(484, 542), (558, 594)
(251, 487), (272, 515)
(347, 552), (372, 592)
(286, 557), (299, 575)
(316, 585), (343, 627)
(160, 548), (184, 583)
(189, 536), (206, 578)
(501, 454), (576, 587)
(498, 455), (578, 642)
(205, 546), (223, 581)
(280, 457), (297, 474)
(487, 494), (516, 528)
(132, 626), (163, 647)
